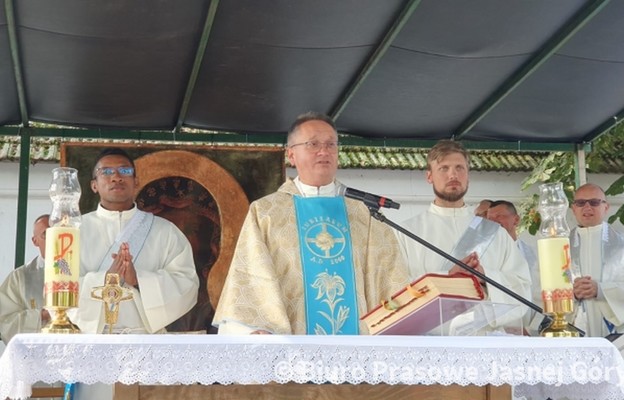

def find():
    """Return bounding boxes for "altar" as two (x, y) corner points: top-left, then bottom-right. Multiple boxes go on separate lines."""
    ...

(1, 334), (624, 400)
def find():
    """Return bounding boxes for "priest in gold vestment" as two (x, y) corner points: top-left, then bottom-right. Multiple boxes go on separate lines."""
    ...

(213, 112), (409, 334)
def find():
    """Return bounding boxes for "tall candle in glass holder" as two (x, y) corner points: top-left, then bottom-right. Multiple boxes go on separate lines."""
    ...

(42, 167), (82, 333)
(536, 182), (578, 337)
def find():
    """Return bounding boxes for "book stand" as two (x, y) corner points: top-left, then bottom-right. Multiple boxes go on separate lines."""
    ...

(377, 297), (523, 336)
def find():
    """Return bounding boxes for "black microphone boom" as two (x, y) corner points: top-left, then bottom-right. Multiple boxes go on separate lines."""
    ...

(339, 186), (400, 210)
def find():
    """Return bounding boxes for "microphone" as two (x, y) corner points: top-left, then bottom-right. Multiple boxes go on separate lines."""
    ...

(338, 186), (400, 209)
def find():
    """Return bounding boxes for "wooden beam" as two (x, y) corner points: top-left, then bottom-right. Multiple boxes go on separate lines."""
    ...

(114, 383), (512, 400)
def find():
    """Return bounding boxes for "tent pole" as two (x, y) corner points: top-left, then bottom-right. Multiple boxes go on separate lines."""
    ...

(14, 130), (31, 268)
(574, 144), (588, 188)
(5, 0), (30, 125)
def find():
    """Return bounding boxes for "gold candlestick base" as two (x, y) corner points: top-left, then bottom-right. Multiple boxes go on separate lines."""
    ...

(42, 307), (80, 334)
(540, 312), (580, 337)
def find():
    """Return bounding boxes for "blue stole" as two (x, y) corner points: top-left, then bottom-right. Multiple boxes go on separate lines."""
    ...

(63, 382), (75, 399)
(293, 196), (359, 335)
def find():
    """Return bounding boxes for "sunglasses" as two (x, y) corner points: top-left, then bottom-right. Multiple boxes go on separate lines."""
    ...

(94, 166), (135, 177)
(572, 198), (606, 207)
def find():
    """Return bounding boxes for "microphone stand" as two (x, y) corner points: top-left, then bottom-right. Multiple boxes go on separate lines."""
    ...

(365, 205), (585, 337)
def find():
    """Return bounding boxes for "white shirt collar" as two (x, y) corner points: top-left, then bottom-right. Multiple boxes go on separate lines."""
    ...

(293, 176), (337, 197)
(576, 223), (603, 234)
(96, 203), (138, 219)
(428, 202), (471, 217)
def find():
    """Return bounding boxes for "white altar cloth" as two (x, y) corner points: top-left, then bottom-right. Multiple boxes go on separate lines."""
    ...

(1, 334), (623, 400)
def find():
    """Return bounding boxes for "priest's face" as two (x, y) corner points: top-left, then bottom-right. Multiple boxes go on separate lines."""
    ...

(486, 204), (519, 240)
(426, 152), (469, 207)
(287, 120), (339, 187)
(32, 215), (49, 258)
(91, 154), (138, 211)
(572, 185), (609, 227)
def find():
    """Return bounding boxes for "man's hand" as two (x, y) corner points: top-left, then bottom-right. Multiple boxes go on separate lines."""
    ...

(573, 276), (598, 299)
(108, 242), (138, 287)
(449, 252), (485, 283)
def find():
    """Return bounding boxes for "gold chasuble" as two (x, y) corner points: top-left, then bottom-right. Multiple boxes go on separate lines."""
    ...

(213, 179), (409, 334)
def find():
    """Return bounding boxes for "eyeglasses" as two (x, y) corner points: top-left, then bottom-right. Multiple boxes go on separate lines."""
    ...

(572, 198), (606, 207)
(289, 140), (340, 153)
(94, 166), (135, 178)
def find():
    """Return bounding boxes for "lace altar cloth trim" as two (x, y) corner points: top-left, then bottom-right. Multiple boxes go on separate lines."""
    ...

(1, 334), (624, 400)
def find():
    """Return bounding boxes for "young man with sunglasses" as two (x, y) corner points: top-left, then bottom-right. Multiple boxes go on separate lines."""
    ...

(570, 183), (624, 337)
(214, 112), (408, 335)
(73, 147), (199, 335)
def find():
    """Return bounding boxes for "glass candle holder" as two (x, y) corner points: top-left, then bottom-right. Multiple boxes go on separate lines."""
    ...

(536, 182), (578, 337)
(42, 167), (82, 334)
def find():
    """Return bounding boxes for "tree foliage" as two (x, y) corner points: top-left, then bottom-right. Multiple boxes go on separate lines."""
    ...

(519, 123), (624, 234)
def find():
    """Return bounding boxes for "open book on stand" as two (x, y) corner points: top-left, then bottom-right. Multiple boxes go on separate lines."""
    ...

(361, 273), (485, 335)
